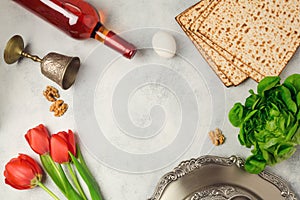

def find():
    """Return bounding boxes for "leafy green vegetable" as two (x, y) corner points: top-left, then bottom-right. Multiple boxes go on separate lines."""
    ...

(244, 154), (266, 174)
(257, 76), (280, 96)
(228, 103), (244, 127)
(229, 74), (300, 174)
(284, 74), (300, 95)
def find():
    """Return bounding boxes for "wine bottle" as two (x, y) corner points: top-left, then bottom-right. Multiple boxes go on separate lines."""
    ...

(13, 0), (137, 59)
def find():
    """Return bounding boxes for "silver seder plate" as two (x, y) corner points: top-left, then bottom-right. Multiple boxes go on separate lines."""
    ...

(149, 155), (297, 200)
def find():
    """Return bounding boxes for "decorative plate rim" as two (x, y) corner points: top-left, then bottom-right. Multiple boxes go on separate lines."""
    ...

(148, 155), (297, 200)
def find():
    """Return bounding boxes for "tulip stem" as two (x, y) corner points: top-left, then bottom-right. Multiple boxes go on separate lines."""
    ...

(67, 162), (88, 200)
(37, 181), (60, 200)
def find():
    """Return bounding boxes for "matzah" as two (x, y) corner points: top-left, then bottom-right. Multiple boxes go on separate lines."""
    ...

(176, 0), (249, 86)
(176, 0), (231, 86)
(189, 0), (264, 82)
(191, 0), (300, 78)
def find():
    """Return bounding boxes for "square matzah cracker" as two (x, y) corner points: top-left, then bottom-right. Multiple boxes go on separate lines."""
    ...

(191, 0), (300, 78)
(176, 0), (232, 86)
(176, 0), (231, 86)
(189, 0), (264, 82)
(176, 0), (248, 86)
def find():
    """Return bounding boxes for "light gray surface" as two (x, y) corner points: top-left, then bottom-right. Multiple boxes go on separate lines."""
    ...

(0, 0), (300, 199)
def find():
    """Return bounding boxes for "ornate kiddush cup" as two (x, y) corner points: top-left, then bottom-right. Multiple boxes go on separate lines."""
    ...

(4, 35), (80, 90)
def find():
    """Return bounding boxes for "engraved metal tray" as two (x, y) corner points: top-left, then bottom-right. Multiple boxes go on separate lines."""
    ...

(149, 155), (297, 200)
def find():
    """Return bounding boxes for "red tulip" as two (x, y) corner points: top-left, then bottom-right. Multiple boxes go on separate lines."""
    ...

(4, 154), (43, 190)
(50, 130), (76, 163)
(25, 124), (50, 155)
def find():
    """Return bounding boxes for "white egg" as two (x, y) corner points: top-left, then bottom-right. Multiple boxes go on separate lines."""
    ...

(152, 31), (177, 58)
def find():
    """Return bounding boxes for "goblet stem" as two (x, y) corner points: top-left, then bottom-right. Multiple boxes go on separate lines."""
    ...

(21, 51), (42, 62)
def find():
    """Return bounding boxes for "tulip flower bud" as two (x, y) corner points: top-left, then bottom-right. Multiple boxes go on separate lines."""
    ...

(25, 124), (50, 155)
(50, 130), (76, 163)
(4, 154), (43, 190)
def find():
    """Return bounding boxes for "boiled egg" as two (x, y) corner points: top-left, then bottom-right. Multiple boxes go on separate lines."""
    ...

(152, 31), (176, 58)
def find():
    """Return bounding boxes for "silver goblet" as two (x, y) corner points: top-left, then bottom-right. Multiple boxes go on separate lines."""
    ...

(4, 35), (80, 90)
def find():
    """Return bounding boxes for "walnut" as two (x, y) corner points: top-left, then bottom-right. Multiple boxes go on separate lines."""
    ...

(50, 100), (68, 117)
(43, 86), (60, 102)
(209, 128), (225, 146)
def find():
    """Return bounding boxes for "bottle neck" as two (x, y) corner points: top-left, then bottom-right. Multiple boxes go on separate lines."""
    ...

(91, 22), (137, 59)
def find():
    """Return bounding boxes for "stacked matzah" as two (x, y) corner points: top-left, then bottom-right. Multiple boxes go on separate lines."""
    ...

(176, 0), (300, 86)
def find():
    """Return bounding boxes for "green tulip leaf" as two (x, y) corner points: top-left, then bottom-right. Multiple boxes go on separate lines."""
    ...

(40, 154), (83, 200)
(57, 164), (83, 200)
(40, 154), (66, 195)
(70, 150), (103, 200)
